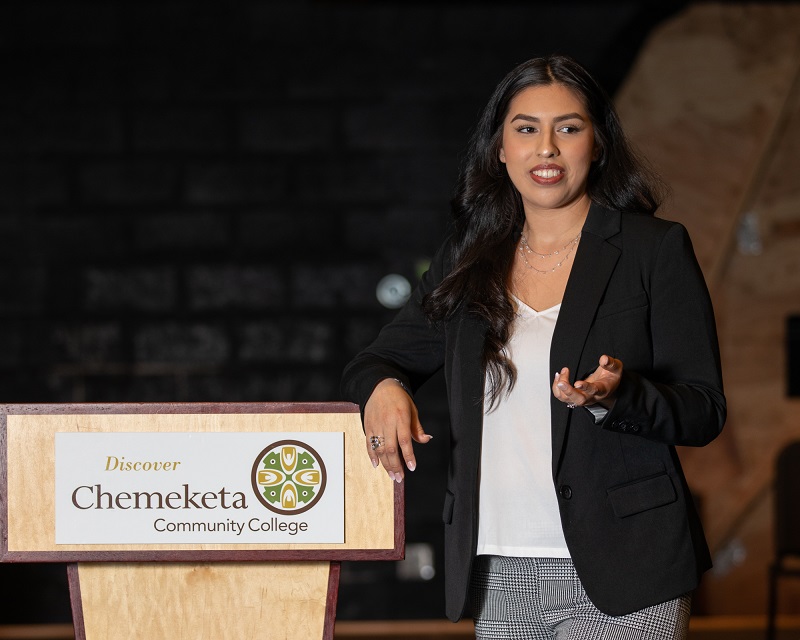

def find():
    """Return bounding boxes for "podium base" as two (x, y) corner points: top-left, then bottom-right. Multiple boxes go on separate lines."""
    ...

(68, 561), (339, 640)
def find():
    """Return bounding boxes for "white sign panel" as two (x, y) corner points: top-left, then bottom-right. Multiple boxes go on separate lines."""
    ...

(55, 432), (345, 545)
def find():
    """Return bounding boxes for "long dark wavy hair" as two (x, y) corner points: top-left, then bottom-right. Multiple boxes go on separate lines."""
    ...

(422, 54), (663, 406)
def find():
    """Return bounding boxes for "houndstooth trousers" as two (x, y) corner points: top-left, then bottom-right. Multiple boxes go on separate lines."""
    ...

(470, 555), (691, 640)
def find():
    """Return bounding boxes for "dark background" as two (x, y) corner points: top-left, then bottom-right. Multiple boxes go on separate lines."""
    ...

(1, 0), (689, 623)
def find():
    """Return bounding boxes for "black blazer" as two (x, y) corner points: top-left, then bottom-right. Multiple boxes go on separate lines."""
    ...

(342, 203), (726, 620)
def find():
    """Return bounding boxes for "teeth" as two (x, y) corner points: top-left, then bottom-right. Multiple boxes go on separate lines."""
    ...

(532, 169), (562, 178)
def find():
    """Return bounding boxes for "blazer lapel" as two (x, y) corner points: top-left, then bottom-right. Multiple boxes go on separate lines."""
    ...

(550, 204), (621, 468)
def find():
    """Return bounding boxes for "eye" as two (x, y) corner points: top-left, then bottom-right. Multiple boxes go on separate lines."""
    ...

(558, 125), (582, 134)
(516, 125), (537, 134)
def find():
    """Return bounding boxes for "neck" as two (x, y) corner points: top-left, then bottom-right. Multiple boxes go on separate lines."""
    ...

(522, 199), (591, 248)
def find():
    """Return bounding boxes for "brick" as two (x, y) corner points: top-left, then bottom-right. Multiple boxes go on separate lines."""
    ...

(127, 54), (179, 103)
(238, 322), (282, 362)
(23, 164), (70, 207)
(291, 264), (384, 309)
(0, 323), (22, 366)
(185, 163), (286, 205)
(84, 267), (177, 312)
(134, 323), (229, 363)
(0, 267), (46, 315)
(40, 216), (132, 261)
(344, 206), (447, 254)
(238, 320), (332, 363)
(292, 157), (390, 204)
(230, 57), (289, 102)
(0, 110), (24, 154)
(133, 109), (230, 152)
(16, 52), (126, 107)
(17, 2), (122, 47)
(287, 52), (401, 101)
(345, 318), (389, 355)
(26, 109), (124, 154)
(237, 210), (339, 252)
(0, 166), (23, 214)
(127, 3), (234, 50)
(240, 107), (335, 153)
(284, 321), (333, 364)
(187, 265), (285, 310)
(0, 371), (48, 403)
(136, 213), (230, 252)
(293, 371), (337, 401)
(344, 104), (438, 151)
(182, 375), (243, 403)
(327, 6), (440, 51)
(386, 154), (458, 204)
(245, 4), (439, 53)
(220, 370), (336, 402)
(244, 4), (325, 46)
(178, 371), (336, 403)
(441, 5), (622, 44)
(0, 220), (26, 264)
(80, 374), (180, 403)
(81, 162), (177, 205)
(128, 51), (238, 103)
(238, 373), (297, 402)
(49, 323), (122, 363)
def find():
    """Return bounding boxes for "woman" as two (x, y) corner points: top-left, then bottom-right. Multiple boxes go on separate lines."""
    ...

(341, 55), (725, 639)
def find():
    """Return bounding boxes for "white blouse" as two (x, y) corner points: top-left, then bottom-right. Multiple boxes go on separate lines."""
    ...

(475, 298), (570, 558)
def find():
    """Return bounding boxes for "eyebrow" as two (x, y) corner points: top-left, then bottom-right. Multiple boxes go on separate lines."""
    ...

(510, 113), (586, 123)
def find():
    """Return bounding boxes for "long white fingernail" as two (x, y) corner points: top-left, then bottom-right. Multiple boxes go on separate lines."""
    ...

(407, 460), (416, 471)
(371, 458), (379, 468)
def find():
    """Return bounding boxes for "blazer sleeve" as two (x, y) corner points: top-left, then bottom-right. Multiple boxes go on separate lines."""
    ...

(600, 222), (726, 446)
(340, 238), (451, 409)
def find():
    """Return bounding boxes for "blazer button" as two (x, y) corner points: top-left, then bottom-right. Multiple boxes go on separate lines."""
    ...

(559, 485), (572, 500)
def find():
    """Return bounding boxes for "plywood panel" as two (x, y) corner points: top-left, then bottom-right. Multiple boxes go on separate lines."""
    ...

(3, 408), (397, 556)
(77, 562), (330, 640)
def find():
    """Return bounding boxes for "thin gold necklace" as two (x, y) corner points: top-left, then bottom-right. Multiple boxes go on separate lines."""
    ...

(518, 231), (581, 274)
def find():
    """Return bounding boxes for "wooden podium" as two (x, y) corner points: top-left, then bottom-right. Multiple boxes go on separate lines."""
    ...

(0, 403), (403, 640)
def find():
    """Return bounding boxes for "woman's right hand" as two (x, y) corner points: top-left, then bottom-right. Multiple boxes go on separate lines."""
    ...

(363, 378), (432, 482)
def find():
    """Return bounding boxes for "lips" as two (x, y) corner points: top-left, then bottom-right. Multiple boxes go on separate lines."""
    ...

(530, 164), (564, 185)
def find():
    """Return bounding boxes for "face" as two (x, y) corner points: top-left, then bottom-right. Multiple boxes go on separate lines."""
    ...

(498, 83), (597, 217)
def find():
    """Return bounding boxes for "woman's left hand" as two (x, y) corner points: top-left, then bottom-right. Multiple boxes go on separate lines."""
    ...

(553, 355), (622, 410)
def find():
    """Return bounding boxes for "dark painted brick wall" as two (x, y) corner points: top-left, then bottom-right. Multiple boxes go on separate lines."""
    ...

(1, 0), (684, 623)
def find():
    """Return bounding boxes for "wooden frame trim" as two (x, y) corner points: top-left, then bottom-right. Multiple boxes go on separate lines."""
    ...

(1, 403), (404, 563)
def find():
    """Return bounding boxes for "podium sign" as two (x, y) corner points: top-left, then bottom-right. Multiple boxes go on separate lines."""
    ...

(55, 431), (346, 544)
(1, 403), (403, 640)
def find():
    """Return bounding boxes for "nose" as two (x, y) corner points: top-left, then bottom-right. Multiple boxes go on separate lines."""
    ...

(537, 130), (558, 158)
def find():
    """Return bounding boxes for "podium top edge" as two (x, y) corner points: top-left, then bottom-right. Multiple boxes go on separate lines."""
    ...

(0, 402), (361, 416)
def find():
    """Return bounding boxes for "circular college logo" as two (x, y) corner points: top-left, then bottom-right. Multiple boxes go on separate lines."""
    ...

(251, 440), (327, 515)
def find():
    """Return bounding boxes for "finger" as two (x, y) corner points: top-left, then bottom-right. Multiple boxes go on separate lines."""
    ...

(553, 367), (570, 394)
(378, 434), (405, 483)
(599, 355), (621, 372)
(573, 380), (595, 398)
(554, 369), (584, 406)
(367, 433), (401, 482)
(411, 418), (433, 444)
(405, 417), (432, 472)
(365, 434), (381, 469)
(396, 411), (420, 472)
(369, 436), (397, 481)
